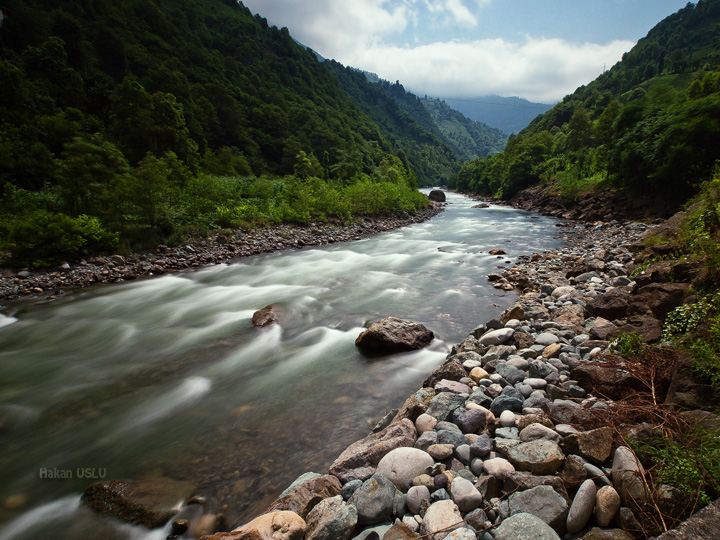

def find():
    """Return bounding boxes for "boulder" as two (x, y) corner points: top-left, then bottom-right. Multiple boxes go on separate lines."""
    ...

(329, 418), (416, 483)
(424, 360), (467, 388)
(355, 317), (434, 355)
(449, 477), (483, 512)
(428, 190), (446, 202)
(615, 316), (663, 343)
(570, 364), (639, 401)
(231, 511), (306, 540)
(501, 304), (526, 323)
(551, 304), (586, 332)
(252, 305), (281, 327)
(377, 447), (435, 492)
(587, 290), (631, 321)
(567, 479), (597, 534)
(478, 328), (514, 346)
(507, 440), (565, 475)
(268, 475), (342, 518)
(503, 472), (569, 502)
(588, 317), (619, 340)
(304, 496), (357, 540)
(406, 485), (431, 515)
(508, 485), (569, 533)
(483, 457), (515, 480)
(349, 472), (397, 525)
(426, 392), (468, 421)
(561, 427), (613, 466)
(611, 446), (647, 506)
(632, 283), (689, 319)
(594, 486), (621, 527)
(394, 388), (436, 423)
(81, 477), (195, 528)
(493, 512), (561, 540)
(419, 500), (463, 540)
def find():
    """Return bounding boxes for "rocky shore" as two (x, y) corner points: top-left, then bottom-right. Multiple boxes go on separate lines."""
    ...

(172, 217), (712, 540)
(0, 204), (443, 305)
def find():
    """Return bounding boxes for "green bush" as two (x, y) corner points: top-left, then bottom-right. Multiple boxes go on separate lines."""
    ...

(9, 210), (118, 267)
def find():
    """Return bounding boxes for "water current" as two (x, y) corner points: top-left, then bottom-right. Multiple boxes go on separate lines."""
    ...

(0, 192), (564, 539)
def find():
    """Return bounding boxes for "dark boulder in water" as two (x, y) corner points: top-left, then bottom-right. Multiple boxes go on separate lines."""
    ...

(252, 304), (281, 327)
(428, 190), (446, 202)
(355, 317), (434, 356)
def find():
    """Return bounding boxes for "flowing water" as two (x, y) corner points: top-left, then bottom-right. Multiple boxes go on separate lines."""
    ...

(0, 192), (563, 539)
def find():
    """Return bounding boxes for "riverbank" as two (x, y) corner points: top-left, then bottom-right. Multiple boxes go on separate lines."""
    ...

(195, 215), (718, 540)
(0, 203), (443, 305)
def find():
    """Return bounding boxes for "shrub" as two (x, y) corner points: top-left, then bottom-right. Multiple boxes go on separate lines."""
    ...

(9, 210), (118, 267)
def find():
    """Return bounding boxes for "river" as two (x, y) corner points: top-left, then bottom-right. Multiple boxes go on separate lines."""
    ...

(0, 192), (564, 539)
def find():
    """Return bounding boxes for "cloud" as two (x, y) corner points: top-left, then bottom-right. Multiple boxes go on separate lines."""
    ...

(241, 0), (635, 103)
(347, 37), (635, 103)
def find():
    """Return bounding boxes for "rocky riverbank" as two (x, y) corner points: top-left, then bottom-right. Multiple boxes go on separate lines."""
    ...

(183, 216), (715, 540)
(0, 204), (443, 306)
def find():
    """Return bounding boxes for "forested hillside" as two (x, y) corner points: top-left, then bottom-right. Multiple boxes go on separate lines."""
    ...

(324, 64), (461, 186)
(452, 0), (720, 206)
(0, 0), (436, 266)
(421, 97), (507, 161)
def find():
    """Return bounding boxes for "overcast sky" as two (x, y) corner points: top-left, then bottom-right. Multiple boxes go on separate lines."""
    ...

(239, 0), (691, 103)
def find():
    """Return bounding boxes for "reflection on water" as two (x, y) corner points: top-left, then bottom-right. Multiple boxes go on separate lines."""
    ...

(0, 192), (563, 537)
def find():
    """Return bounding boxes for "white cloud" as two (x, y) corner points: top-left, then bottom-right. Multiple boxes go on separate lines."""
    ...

(347, 37), (634, 103)
(241, 0), (635, 103)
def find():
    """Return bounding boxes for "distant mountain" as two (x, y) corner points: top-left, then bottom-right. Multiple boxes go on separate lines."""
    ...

(435, 95), (554, 136)
(421, 97), (507, 160)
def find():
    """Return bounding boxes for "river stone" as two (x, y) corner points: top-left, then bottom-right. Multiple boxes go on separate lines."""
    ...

(535, 332), (560, 346)
(349, 472), (397, 524)
(386, 520), (420, 540)
(436, 379), (472, 394)
(426, 392), (468, 421)
(279, 473), (325, 498)
(469, 366), (490, 382)
(560, 455), (587, 488)
(415, 413), (438, 435)
(305, 495), (358, 540)
(419, 499), (463, 540)
(519, 423), (560, 443)
(507, 440), (565, 475)
(494, 512), (561, 540)
(508, 485), (569, 533)
(503, 472), (569, 502)
(542, 343), (563, 359)
(483, 457), (515, 480)
(478, 328), (514, 346)
(443, 528), (476, 540)
(502, 304), (526, 323)
(428, 443), (455, 461)
(351, 524), (393, 540)
(355, 317), (434, 355)
(611, 446), (647, 505)
(451, 407), (487, 433)
(394, 388), (436, 423)
(329, 418), (416, 483)
(490, 395), (524, 417)
(594, 486), (621, 527)
(406, 485), (431, 515)
(377, 447), (435, 492)
(470, 433), (493, 457)
(342, 479), (363, 501)
(428, 190), (446, 202)
(80, 477), (195, 528)
(425, 360), (467, 388)
(231, 511), (306, 540)
(561, 427), (613, 465)
(437, 429), (465, 448)
(252, 304), (281, 327)
(268, 475), (343, 518)
(449, 477), (483, 512)
(588, 317), (618, 341)
(567, 479), (597, 534)
(415, 430), (438, 451)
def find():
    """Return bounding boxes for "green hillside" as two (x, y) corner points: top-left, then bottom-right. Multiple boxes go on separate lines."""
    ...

(324, 64), (461, 186)
(452, 0), (720, 205)
(421, 97), (507, 161)
(0, 0), (433, 266)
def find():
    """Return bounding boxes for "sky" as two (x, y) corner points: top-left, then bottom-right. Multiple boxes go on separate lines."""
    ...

(239, 0), (692, 104)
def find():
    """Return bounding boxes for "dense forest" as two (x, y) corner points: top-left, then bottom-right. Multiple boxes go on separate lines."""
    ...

(451, 0), (720, 205)
(0, 0), (451, 267)
(420, 97), (507, 161)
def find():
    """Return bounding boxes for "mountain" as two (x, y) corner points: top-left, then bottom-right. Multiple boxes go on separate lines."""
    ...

(0, 0), (436, 265)
(325, 63), (461, 186)
(452, 0), (720, 207)
(436, 95), (554, 136)
(421, 97), (507, 160)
